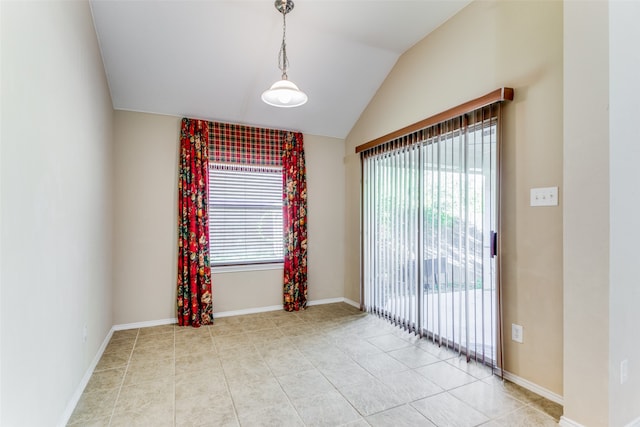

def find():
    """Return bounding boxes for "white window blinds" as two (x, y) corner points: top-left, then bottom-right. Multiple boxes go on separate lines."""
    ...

(208, 163), (283, 266)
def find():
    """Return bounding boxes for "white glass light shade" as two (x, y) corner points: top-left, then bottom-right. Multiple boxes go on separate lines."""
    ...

(261, 79), (308, 108)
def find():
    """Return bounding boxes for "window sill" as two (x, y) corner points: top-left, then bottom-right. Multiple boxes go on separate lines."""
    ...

(212, 263), (284, 274)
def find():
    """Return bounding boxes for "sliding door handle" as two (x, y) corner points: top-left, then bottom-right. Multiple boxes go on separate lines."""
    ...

(491, 231), (498, 257)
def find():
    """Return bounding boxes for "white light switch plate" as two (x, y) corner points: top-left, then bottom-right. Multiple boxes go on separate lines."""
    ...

(530, 187), (558, 207)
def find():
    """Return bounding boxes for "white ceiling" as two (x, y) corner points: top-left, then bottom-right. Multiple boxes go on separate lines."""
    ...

(90, 0), (471, 139)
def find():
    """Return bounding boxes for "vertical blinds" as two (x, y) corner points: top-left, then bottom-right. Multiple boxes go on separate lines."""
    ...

(362, 104), (502, 367)
(209, 163), (283, 266)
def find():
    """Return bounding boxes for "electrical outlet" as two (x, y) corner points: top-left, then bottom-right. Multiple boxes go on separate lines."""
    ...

(512, 323), (523, 343)
(82, 324), (88, 344)
(621, 359), (629, 384)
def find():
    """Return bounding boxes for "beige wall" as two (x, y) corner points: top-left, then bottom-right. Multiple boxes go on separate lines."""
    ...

(1, 1), (114, 425)
(304, 134), (347, 303)
(343, 153), (361, 303)
(113, 112), (346, 323)
(113, 112), (181, 325)
(344, 0), (564, 395)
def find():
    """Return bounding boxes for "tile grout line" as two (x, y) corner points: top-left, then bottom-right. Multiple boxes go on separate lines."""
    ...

(334, 324), (447, 421)
(212, 326), (247, 427)
(107, 328), (140, 427)
(297, 314), (401, 424)
(290, 318), (362, 423)
(325, 318), (482, 424)
(221, 328), (243, 427)
(257, 325), (309, 426)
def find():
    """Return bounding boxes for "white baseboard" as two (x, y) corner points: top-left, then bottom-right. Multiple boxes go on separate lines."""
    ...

(112, 297), (360, 327)
(57, 327), (114, 427)
(343, 298), (361, 309)
(559, 416), (586, 427)
(502, 370), (564, 406)
(307, 297), (345, 306)
(559, 410), (640, 426)
(113, 317), (177, 331)
(214, 297), (361, 318)
(215, 305), (282, 318)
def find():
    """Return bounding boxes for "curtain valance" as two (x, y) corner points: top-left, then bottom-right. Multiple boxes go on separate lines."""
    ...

(356, 87), (514, 155)
(209, 121), (282, 167)
(361, 104), (501, 159)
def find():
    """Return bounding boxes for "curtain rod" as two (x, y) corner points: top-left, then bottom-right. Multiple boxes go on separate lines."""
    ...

(355, 87), (514, 154)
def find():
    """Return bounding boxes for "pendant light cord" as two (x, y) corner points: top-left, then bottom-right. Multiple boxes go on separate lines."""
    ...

(278, 7), (289, 80)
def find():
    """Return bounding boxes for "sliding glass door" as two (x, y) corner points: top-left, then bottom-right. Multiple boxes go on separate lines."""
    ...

(362, 106), (500, 367)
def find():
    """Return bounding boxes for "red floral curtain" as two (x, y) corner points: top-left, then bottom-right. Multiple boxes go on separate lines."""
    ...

(177, 118), (213, 327)
(282, 132), (308, 311)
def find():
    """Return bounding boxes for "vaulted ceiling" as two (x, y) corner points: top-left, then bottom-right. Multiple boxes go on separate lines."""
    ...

(90, 0), (472, 138)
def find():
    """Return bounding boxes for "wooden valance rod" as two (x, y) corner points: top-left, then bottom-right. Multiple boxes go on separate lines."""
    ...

(355, 87), (514, 154)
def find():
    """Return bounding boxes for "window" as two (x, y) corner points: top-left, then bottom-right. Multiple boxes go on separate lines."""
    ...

(208, 163), (283, 266)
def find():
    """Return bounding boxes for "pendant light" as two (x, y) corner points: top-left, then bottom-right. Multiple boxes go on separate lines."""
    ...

(261, 0), (308, 108)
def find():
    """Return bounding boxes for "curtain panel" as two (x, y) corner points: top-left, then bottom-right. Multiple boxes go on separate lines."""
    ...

(282, 131), (308, 311)
(177, 118), (214, 327)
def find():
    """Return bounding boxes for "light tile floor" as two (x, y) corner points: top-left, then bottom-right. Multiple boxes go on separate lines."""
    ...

(68, 303), (562, 426)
